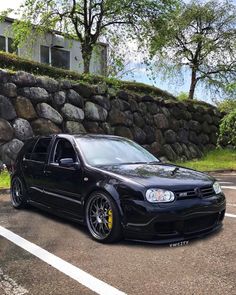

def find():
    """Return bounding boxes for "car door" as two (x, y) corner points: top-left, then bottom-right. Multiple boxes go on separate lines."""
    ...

(25, 137), (53, 205)
(43, 138), (84, 218)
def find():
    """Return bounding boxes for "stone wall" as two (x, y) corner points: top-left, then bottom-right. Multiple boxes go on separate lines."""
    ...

(0, 70), (222, 165)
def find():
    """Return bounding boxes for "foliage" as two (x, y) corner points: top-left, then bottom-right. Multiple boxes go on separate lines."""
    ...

(175, 149), (236, 171)
(218, 109), (236, 148)
(0, 51), (176, 99)
(1, 0), (178, 74)
(177, 91), (189, 101)
(217, 98), (236, 114)
(148, 0), (236, 100)
(0, 170), (10, 189)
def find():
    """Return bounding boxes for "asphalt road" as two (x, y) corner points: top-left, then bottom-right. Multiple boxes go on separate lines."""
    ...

(0, 172), (236, 295)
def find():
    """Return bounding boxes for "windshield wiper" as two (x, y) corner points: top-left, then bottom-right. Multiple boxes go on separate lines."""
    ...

(147, 161), (160, 164)
(118, 161), (149, 165)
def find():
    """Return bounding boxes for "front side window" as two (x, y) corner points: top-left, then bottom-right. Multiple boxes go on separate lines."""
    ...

(31, 138), (51, 162)
(76, 137), (159, 166)
(51, 139), (77, 163)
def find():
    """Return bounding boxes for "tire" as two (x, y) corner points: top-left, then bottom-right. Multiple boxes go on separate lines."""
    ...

(11, 176), (28, 209)
(85, 191), (123, 243)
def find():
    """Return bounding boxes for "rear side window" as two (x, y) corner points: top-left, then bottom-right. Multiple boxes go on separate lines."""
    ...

(24, 140), (37, 160)
(31, 138), (51, 162)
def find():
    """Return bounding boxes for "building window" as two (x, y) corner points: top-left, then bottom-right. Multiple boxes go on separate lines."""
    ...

(40, 45), (70, 70)
(40, 45), (50, 64)
(0, 35), (17, 54)
(8, 38), (17, 54)
(0, 36), (6, 51)
(51, 47), (70, 69)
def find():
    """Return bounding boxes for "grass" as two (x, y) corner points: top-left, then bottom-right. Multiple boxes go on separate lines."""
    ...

(175, 149), (236, 172)
(0, 170), (10, 189)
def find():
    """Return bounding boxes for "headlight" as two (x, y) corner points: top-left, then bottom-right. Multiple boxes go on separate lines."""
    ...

(146, 189), (175, 203)
(213, 181), (222, 194)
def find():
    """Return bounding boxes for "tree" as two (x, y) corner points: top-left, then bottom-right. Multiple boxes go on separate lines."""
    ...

(2, 0), (178, 74)
(149, 0), (236, 99)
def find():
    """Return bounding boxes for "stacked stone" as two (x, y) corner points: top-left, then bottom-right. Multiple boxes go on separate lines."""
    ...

(0, 69), (222, 165)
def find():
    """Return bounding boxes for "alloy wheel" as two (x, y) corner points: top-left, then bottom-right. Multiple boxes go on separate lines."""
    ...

(11, 177), (24, 207)
(86, 194), (113, 240)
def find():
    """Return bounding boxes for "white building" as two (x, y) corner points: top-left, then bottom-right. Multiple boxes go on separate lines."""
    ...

(0, 17), (107, 75)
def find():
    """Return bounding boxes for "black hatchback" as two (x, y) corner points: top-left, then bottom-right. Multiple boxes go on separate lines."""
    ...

(11, 134), (226, 244)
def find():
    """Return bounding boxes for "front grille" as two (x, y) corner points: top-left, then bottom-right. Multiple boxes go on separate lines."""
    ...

(183, 214), (218, 233)
(154, 213), (220, 236)
(201, 186), (215, 197)
(176, 186), (215, 199)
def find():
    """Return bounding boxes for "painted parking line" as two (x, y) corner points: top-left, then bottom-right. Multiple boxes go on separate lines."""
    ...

(225, 213), (236, 218)
(0, 226), (126, 295)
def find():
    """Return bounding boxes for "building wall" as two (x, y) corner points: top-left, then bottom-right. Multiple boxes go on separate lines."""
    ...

(0, 20), (107, 75)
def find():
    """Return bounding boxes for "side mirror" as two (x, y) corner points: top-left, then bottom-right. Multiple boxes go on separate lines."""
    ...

(59, 158), (80, 169)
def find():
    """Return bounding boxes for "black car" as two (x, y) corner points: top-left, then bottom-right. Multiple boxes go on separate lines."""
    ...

(11, 134), (226, 244)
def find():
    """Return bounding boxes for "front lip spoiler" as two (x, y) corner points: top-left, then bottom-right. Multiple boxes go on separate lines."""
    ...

(125, 223), (223, 245)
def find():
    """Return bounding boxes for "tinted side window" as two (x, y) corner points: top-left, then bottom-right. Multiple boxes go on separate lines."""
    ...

(31, 138), (51, 162)
(24, 139), (37, 160)
(51, 139), (77, 163)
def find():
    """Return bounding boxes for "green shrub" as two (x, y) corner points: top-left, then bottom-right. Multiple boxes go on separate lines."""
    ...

(218, 109), (236, 148)
(177, 92), (188, 101)
(217, 98), (236, 114)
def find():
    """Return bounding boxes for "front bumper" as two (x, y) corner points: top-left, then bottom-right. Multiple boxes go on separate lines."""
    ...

(122, 193), (226, 244)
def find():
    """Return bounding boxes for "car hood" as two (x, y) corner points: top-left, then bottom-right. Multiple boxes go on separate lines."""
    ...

(98, 163), (214, 190)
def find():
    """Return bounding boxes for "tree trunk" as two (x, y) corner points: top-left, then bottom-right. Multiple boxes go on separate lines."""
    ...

(82, 45), (93, 74)
(188, 68), (197, 100)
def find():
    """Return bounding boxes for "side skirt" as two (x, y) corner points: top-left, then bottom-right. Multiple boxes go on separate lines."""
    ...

(27, 200), (85, 224)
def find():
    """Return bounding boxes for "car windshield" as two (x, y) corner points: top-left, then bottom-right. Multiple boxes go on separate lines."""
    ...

(76, 137), (159, 166)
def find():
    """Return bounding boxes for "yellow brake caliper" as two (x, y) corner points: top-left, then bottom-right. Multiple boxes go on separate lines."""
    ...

(108, 209), (113, 229)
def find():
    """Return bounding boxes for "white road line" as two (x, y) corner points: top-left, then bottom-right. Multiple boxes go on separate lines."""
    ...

(225, 213), (236, 218)
(227, 203), (236, 207)
(222, 186), (236, 190)
(0, 226), (126, 295)
(219, 182), (233, 184)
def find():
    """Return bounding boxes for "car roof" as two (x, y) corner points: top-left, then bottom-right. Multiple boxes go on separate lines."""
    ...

(53, 133), (127, 140)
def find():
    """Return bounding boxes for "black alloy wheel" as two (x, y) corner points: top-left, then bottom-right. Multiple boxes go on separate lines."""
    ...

(11, 177), (27, 209)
